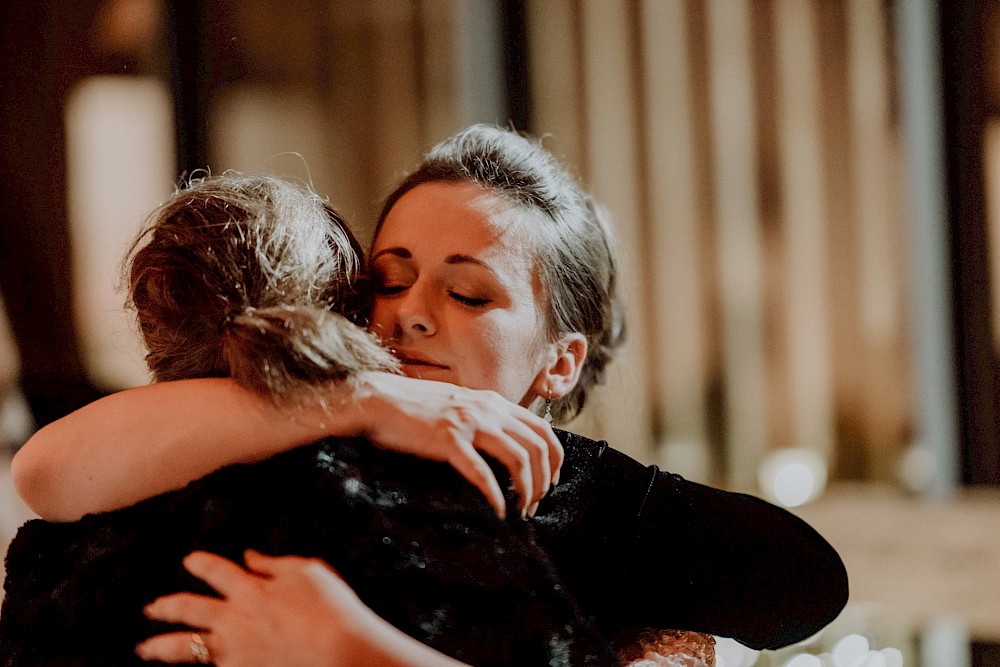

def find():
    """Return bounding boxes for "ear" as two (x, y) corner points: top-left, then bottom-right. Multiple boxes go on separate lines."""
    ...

(532, 333), (587, 400)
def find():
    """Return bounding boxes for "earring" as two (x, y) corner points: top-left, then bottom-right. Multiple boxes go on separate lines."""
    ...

(544, 389), (553, 424)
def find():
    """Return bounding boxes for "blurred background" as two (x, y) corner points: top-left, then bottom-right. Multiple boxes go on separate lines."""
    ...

(0, 0), (998, 664)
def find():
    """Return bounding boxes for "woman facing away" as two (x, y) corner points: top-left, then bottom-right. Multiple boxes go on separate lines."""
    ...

(12, 126), (848, 657)
(3, 171), (706, 667)
(1, 173), (615, 666)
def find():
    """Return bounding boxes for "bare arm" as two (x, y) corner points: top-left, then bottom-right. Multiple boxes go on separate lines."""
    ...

(13, 373), (562, 522)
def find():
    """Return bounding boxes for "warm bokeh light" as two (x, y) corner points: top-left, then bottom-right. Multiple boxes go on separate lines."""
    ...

(774, 633), (905, 667)
(832, 634), (871, 664)
(65, 76), (173, 389)
(757, 448), (828, 508)
(713, 636), (760, 667)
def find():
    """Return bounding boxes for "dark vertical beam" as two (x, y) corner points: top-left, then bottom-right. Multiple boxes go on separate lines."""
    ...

(500, 0), (531, 131)
(0, 1), (107, 427)
(165, 0), (212, 178)
(940, 1), (1000, 485)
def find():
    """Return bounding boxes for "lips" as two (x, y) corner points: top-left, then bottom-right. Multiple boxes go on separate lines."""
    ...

(393, 348), (448, 370)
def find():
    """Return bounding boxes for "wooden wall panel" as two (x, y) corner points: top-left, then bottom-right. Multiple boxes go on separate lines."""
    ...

(525, 0), (586, 179)
(773, 0), (835, 458)
(705, 0), (769, 486)
(639, 0), (712, 481)
(199, 0), (917, 487)
(845, 0), (912, 479)
(570, 0), (654, 461)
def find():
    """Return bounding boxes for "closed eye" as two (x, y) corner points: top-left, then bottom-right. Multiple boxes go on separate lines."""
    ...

(374, 282), (409, 296)
(449, 292), (491, 307)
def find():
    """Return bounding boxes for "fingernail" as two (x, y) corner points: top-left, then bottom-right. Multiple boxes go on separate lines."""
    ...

(527, 501), (539, 518)
(552, 470), (560, 486)
(134, 642), (147, 658)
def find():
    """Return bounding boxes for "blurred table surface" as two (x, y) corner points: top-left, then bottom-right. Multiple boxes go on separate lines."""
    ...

(794, 483), (1000, 643)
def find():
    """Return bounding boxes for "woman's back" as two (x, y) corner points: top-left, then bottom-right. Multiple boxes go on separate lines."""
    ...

(0, 174), (614, 665)
(1, 437), (614, 665)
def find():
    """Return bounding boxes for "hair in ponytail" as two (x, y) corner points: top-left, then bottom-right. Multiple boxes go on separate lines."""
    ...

(126, 173), (398, 404)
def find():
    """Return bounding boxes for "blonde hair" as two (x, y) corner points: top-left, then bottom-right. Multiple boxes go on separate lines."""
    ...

(376, 126), (625, 423)
(127, 173), (398, 403)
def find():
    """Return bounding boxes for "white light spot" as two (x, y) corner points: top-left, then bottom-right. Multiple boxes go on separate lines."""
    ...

(860, 651), (887, 667)
(784, 654), (822, 667)
(832, 634), (870, 667)
(774, 462), (815, 507)
(757, 448), (828, 507)
(714, 636), (760, 667)
(880, 648), (903, 667)
(897, 443), (936, 494)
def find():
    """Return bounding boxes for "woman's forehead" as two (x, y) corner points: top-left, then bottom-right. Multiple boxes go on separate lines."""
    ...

(375, 181), (539, 255)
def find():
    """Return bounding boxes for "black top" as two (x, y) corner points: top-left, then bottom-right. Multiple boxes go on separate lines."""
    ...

(0, 430), (847, 665)
(534, 430), (848, 650)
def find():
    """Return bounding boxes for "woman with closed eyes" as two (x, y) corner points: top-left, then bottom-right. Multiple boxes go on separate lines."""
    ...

(11, 126), (847, 665)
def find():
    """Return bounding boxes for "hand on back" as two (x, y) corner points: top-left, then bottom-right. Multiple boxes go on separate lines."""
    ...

(356, 373), (563, 519)
(137, 551), (385, 666)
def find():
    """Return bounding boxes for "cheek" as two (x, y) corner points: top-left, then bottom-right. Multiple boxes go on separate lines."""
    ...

(368, 300), (394, 337)
(475, 316), (547, 386)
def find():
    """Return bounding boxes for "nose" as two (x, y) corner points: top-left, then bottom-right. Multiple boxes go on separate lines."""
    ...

(395, 285), (436, 338)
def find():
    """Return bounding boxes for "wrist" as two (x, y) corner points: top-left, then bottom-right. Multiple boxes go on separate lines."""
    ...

(346, 371), (403, 437)
(322, 602), (399, 667)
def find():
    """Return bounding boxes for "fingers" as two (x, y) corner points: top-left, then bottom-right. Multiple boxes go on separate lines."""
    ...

(183, 551), (260, 598)
(491, 404), (562, 507)
(472, 419), (559, 516)
(446, 444), (508, 519)
(363, 375), (564, 518)
(473, 433), (535, 517)
(136, 632), (213, 664)
(502, 418), (556, 507)
(527, 414), (564, 486)
(144, 592), (226, 628)
(242, 550), (319, 579)
(445, 402), (563, 518)
(241, 549), (285, 577)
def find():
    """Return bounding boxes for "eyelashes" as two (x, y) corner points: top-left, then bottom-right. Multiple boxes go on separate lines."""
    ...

(372, 264), (493, 308)
(449, 292), (491, 307)
(373, 282), (491, 308)
(373, 282), (406, 296)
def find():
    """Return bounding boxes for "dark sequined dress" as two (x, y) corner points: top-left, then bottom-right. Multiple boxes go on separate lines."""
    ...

(0, 430), (847, 665)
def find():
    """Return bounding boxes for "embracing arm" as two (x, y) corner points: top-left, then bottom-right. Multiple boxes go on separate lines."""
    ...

(609, 449), (848, 650)
(536, 433), (846, 651)
(12, 378), (349, 522)
(13, 373), (562, 522)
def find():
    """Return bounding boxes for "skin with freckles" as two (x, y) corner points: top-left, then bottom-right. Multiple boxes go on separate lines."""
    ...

(370, 181), (565, 408)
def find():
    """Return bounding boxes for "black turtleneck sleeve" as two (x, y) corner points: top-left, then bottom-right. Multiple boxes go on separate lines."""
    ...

(533, 429), (848, 651)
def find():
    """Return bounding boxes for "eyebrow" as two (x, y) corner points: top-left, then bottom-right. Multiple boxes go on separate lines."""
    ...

(371, 247), (411, 261)
(371, 248), (496, 275)
(445, 254), (494, 274)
